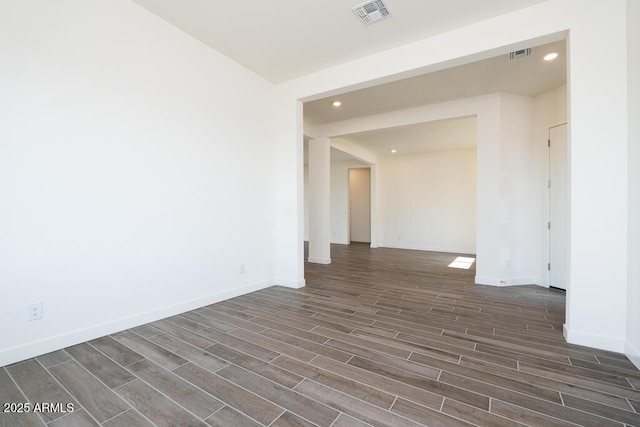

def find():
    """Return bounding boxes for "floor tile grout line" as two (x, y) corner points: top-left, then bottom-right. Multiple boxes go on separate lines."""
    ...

(176, 311), (237, 334)
(517, 359), (640, 392)
(487, 397), (585, 427)
(115, 329), (192, 368)
(346, 340), (560, 406)
(359, 326), (479, 356)
(256, 325), (354, 359)
(35, 357), (109, 427)
(465, 354), (640, 406)
(99, 407), (155, 427)
(442, 360), (640, 424)
(144, 322), (217, 349)
(119, 363), (220, 423)
(205, 366), (295, 425)
(3, 365), (49, 426)
(203, 403), (227, 422)
(218, 360), (341, 423)
(196, 372), (286, 427)
(257, 293), (386, 325)
(226, 327), (318, 363)
(416, 354), (568, 405)
(85, 338), (145, 375)
(125, 329), (230, 377)
(279, 355), (395, 412)
(553, 392), (640, 425)
(42, 407), (85, 426)
(165, 314), (208, 334)
(309, 354), (456, 412)
(35, 351), (72, 370)
(124, 322), (267, 377)
(300, 377), (429, 427)
(567, 359), (640, 381)
(292, 359), (402, 412)
(455, 332), (610, 368)
(352, 351), (504, 403)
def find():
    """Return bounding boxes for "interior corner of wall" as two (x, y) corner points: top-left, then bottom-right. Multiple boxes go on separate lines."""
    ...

(625, 340), (640, 370)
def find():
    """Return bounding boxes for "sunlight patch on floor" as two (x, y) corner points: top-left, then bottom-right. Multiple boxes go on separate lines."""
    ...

(448, 256), (475, 269)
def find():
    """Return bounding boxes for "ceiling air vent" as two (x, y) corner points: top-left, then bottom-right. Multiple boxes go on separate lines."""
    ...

(353, 0), (392, 26)
(509, 48), (533, 60)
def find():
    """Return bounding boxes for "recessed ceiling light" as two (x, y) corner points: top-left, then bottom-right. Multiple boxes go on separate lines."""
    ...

(332, 101), (342, 107)
(390, 149), (397, 153)
(544, 52), (559, 61)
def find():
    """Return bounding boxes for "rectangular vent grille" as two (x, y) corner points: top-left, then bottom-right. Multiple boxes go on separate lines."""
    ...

(509, 48), (533, 60)
(353, 0), (392, 26)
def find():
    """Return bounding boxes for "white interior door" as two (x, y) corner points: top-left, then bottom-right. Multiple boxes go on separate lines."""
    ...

(349, 168), (371, 243)
(549, 124), (568, 290)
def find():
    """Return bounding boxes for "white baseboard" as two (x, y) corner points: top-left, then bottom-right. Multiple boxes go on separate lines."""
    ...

(277, 279), (306, 289)
(331, 239), (350, 245)
(475, 276), (509, 286)
(0, 280), (274, 367)
(307, 257), (331, 264)
(564, 325), (626, 353)
(625, 340), (640, 370)
(380, 243), (476, 255)
(475, 276), (540, 287)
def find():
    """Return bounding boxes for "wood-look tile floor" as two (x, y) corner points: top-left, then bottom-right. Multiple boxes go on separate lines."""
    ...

(2, 243), (640, 426)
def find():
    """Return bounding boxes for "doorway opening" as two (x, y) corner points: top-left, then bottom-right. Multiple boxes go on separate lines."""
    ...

(348, 167), (371, 243)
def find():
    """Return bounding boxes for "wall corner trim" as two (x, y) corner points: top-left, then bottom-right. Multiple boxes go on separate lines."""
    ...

(625, 340), (640, 370)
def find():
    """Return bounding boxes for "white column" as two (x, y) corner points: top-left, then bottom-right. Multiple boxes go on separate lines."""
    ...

(369, 164), (378, 248)
(564, 1), (629, 352)
(308, 137), (331, 264)
(275, 94), (305, 288)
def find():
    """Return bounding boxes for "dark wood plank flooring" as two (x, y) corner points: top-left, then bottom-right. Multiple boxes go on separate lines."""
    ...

(2, 243), (639, 426)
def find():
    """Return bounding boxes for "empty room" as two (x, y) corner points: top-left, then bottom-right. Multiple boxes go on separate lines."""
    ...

(1, 0), (639, 426)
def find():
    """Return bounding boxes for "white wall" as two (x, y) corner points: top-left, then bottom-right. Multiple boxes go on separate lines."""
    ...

(378, 149), (477, 253)
(329, 160), (369, 244)
(498, 94), (537, 284)
(626, 0), (640, 369)
(278, 0), (631, 353)
(0, 0), (277, 366)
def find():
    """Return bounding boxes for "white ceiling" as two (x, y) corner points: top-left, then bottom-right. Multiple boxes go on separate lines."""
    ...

(336, 115), (478, 157)
(304, 40), (566, 125)
(305, 116), (478, 164)
(130, 0), (564, 162)
(130, 0), (549, 83)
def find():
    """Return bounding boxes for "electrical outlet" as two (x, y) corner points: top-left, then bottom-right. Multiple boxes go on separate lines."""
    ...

(240, 264), (246, 275)
(28, 302), (43, 321)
